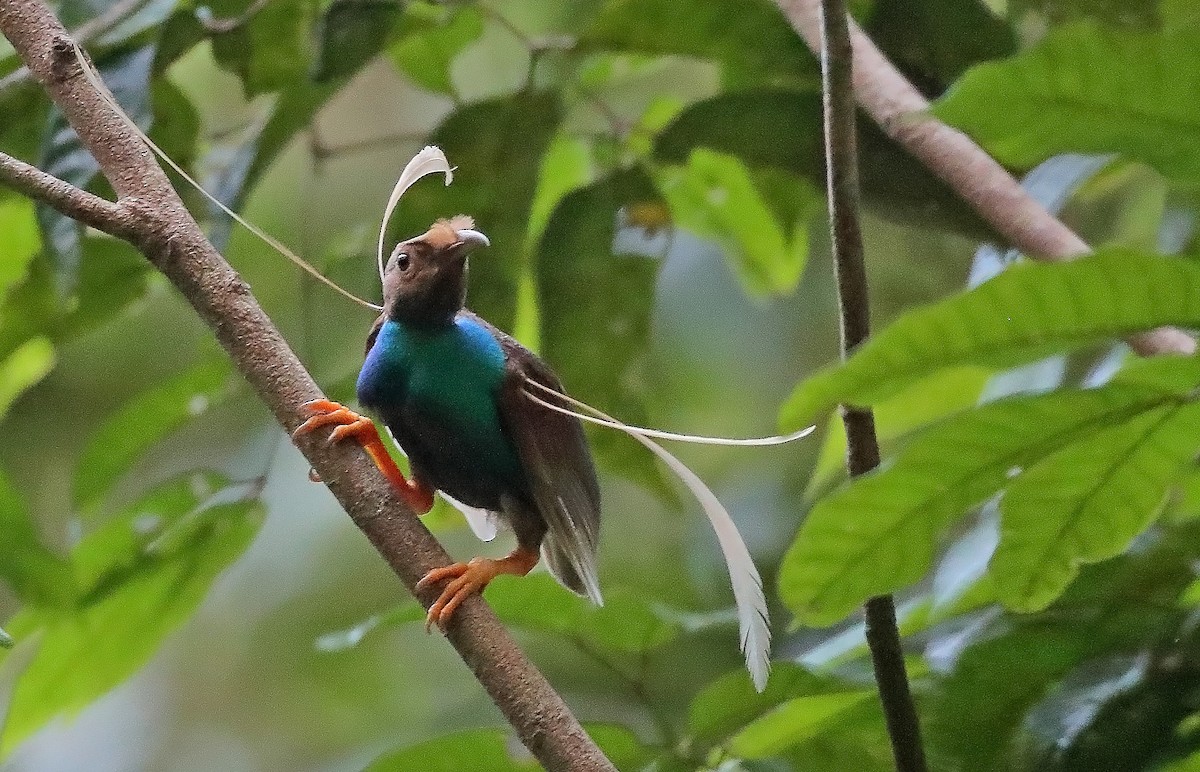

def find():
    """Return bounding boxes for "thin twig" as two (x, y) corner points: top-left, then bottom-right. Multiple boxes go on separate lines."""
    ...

(774, 0), (1195, 359)
(0, 150), (136, 239)
(0, 3), (613, 769)
(817, 0), (928, 769)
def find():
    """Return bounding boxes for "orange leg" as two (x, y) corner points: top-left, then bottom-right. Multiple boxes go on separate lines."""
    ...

(293, 399), (434, 514)
(416, 546), (540, 631)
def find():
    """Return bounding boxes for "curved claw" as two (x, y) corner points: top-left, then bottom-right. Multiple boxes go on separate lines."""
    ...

(292, 398), (434, 514)
(416, 547), (540, 631)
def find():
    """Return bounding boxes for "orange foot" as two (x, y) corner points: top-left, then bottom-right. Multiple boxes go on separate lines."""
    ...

(416, 546), (540, 631)
(293, 398), (434, 514)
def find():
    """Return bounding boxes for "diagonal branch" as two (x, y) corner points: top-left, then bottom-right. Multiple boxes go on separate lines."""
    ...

(0, 2), (612, 770)
(774, 0), (1196, 359)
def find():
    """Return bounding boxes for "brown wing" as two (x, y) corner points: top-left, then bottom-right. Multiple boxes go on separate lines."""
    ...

(463, 311), (603, 604)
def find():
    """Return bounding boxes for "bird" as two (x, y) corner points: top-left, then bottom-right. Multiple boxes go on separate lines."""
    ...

(292, 215), (602, 629)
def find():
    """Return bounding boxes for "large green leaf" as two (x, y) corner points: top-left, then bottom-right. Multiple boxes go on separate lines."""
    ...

(934, 22), (1200, 184)
(0, 476), (263, 756)
(0, 469), (73, 609)
(0, 238), (151, 364)
(655, 149), (816, 296)
(865, 0), (1015, 84)
(535, 168), (671, 494)
(655, 90), (995, 240)
(780, 249), (1200, 430)
(73, 359), (231, 512)
(387, 1), (485, 95)
(312, 0), (404, 82)
(993, 400), (1200, 611)
(778, 357), (1200, 626)
(688, 662), (865, 748)
(581, 0), (818, 89)
(728, 692), (875, 759)
(807, 365), (993, 495)
(210, 0), (318, 96)
(926, 525), (1200, 770)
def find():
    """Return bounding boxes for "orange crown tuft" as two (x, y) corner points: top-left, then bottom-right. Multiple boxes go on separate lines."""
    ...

(421, 215), (476, 248)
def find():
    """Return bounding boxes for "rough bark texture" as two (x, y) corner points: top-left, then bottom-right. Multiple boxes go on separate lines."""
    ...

(775, 0), (1195, 358)
(0, 2), (613, 769)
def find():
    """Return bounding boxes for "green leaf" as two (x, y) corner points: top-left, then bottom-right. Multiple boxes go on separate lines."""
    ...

(0, 478), (263, 756)
(728, 692), (875, 759)
(779, 362), (1200, 626)
(807, 365), (993, 495)
(0, 197), (39, 297)
(365, 728), (542, 771)
(993, 400), (1200, 611)
(210, 0), (318, 96)
(655, 90), (995, 240)
(780, 250), (1200, 430)
(487, 573), (678, 652)
(688, 662), (861, 747)
(582, 0), (819, 89)
(0, 238), (151, 365)
(37, 45), (154, 294)
(74, 359), (230, 512)
(865, 0), (1015, 83)
(312, 0), (403, 83)
(933, 23), (1200, 184)
(0, 337), (54, 421)
(656, 149), (815, 296)
(0, 469), (73, 609)
(535, 168), (672, 495)
(388, 2), (485, 94)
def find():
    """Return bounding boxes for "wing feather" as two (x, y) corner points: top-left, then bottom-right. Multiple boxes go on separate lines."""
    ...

(466, 312), (603, 605)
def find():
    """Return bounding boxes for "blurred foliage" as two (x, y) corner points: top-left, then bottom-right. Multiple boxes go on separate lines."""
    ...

(3, 0), (1200, 770)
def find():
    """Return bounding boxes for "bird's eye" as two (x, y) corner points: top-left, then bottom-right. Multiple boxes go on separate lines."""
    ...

(395, 252), (410, 271)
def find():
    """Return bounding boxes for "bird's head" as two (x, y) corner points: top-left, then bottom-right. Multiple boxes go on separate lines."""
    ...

(382, 215), (490, 326)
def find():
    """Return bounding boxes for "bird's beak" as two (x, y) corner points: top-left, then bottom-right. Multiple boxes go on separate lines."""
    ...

(453, 229), (490, 252)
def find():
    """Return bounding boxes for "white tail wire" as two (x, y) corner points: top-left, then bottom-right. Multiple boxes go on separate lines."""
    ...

(72, 44), (382, 311)
(525, 379), (774, 691)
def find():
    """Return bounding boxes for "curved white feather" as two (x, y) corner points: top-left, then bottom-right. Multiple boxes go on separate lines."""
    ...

(531, 382), (771, 691)
(72, 45), (382, 312)
(440, 492), (499, 542)
(377, 146), (454, 281)
(523, 380), (815, 446)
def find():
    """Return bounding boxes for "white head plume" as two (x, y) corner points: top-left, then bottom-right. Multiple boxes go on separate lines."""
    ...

(377, 146), (454, 282)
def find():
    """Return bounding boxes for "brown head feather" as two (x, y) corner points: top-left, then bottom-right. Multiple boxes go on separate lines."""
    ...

(420, 215), (476, 248)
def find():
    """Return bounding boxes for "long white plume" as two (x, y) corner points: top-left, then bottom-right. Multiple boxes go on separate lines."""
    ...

(71, 45), (383, 312)
(526, 380), (772, 691)
(377, 147), (454, 281)
(524, 380), (815, 446)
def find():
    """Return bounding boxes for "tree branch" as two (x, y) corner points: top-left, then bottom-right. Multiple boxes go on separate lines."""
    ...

(775, 0), (1196, 359)
(816, 0), (928, 769)
(0, 2), (613, 769)
(0, 150), (136, 238)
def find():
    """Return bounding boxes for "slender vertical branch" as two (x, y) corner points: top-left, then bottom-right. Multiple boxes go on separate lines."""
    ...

(817, 0), (928, 769)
